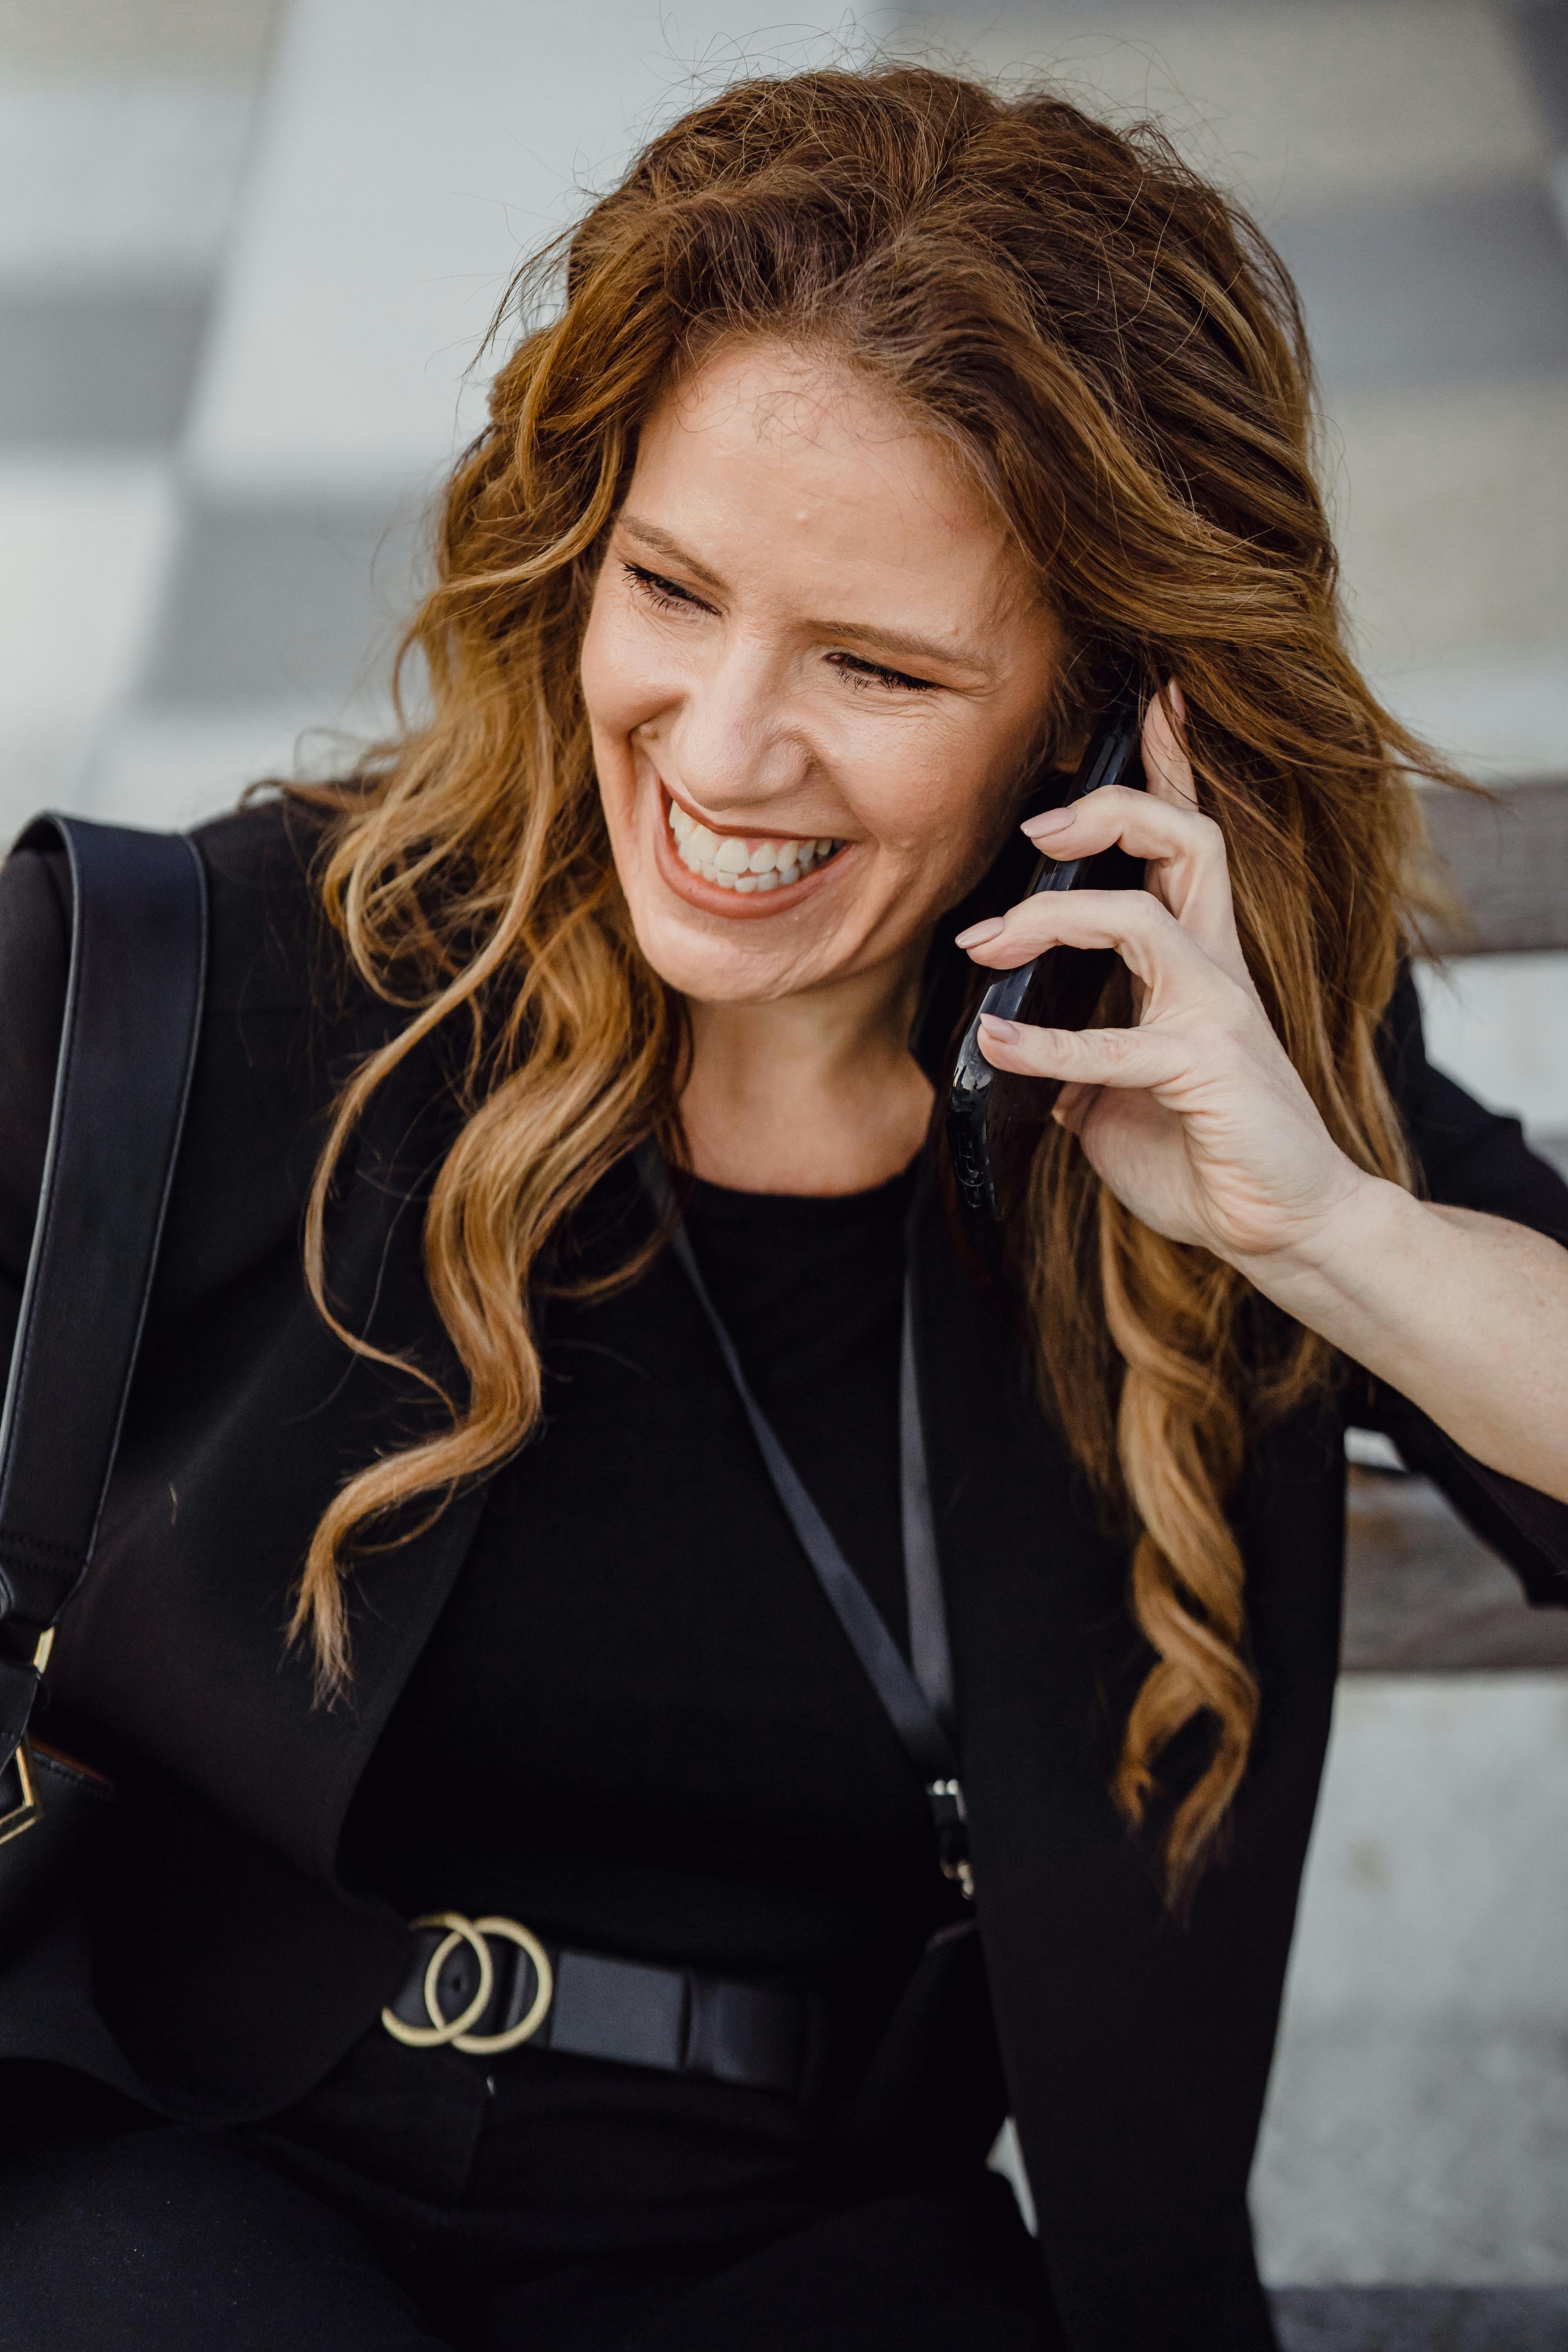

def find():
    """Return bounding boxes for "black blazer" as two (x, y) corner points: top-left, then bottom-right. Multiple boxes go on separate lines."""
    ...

(2, 801), (1566, 2352)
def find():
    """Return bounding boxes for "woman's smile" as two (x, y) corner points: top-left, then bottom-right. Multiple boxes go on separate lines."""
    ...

(651, 779), (852, 920)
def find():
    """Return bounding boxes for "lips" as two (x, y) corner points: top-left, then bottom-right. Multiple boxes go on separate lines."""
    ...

(652, 786), (849, 918)
(666, 799), (843, 893)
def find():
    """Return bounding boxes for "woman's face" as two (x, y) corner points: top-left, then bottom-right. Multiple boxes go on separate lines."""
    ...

(580, 339), (1061, 1007)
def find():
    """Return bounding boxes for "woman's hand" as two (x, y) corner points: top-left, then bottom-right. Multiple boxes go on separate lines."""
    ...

(955, 690), (1568, 1501)
(955, 692), (1367, 1274)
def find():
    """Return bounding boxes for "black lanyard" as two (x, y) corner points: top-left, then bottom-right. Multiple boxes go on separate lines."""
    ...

(637, 1147), (972, 1898)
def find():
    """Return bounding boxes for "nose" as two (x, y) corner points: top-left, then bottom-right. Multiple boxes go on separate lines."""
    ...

(656, 635), (811, 822)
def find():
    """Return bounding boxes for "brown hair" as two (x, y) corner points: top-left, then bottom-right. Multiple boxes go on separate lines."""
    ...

(294, 65), (1444, 1900)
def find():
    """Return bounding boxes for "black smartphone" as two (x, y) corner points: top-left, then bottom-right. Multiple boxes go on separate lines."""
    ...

(947, 686), (1147, 1219)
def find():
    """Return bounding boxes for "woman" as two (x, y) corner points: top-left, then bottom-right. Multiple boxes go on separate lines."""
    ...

(0, 64), (1565, 2352)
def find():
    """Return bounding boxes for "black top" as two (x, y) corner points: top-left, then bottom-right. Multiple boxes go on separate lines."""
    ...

(338, 1162), (968, 2223)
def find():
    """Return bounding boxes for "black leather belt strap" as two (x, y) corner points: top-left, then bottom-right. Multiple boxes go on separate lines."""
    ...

(383, 1913), (821, 2100)
(0, 815), (207, 1769)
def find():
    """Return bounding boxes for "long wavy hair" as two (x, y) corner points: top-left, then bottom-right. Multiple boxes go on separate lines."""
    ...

(292, 65), (1446, 1902)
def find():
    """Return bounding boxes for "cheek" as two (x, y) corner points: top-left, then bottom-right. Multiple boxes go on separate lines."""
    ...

(579, 592), (644, 750)
(849, 725), (1018, 886)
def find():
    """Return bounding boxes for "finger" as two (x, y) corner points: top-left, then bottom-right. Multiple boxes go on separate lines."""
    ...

(1020, 780), (1204, 864)
(977, 1013), (1193, 1094)
(1141, 685), (1197, 812)
(1013, 685), (1246, 978)
(1019, 787), (1236, 955)
(1141, 687), (1252, 986)
(959, 883), (1226, 1000)
(1020, 682), (1195, 859)
(1020, 782), (1232, 941)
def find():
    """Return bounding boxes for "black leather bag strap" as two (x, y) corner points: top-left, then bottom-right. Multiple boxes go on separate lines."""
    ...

(636, 1147), (971, 1891)
(899, 1284), (956, 1738)
(0, 814), (207, 1758)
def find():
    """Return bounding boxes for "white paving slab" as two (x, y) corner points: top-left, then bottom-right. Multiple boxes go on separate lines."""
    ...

(1382, 655), (1568, 785)
(0, 0), (282, 82)
(1416, 954), (1568, 1137)
(1255, 1675), (1568, 2283)
(1329, 383), (1568, 679)
(1257, 2016), (1568, 2283)
(1275, 1677), (1568, 2024)
(0, 84), (257, 281)
(186, 0), (897, 497)
(899, 1), (1553, 220)
(81, 697), (385, 831)
(0, 457), (178, 837)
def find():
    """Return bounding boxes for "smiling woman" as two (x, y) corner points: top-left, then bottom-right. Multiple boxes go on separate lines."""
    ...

(2, 59), (1568, 2352)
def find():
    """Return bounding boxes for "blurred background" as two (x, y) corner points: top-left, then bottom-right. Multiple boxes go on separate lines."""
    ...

(2, 1), (1564, 2341)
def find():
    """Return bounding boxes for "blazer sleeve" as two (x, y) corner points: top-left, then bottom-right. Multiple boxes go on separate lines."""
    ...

(1356, 965), (1568, 1608)
(0, 844), (71, 1385)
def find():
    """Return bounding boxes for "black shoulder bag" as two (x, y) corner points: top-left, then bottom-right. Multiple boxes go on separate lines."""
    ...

(0, 814), (207, 1965)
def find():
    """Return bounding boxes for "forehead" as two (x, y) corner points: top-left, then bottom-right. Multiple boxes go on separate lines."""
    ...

(629, 338), (1025, 603)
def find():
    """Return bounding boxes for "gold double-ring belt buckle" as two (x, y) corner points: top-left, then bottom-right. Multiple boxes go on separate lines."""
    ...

(381, 1911), (554, 2053)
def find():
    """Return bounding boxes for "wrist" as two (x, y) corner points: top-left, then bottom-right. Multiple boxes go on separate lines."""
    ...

(1231, 1169), (1412, 1318)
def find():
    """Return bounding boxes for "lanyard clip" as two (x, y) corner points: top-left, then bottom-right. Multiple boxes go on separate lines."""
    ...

(927, 1777), (974, 1900)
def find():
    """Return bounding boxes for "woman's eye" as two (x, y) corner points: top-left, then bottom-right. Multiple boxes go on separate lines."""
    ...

(624, 563), (709, 615)
(827, 650), (936, 694)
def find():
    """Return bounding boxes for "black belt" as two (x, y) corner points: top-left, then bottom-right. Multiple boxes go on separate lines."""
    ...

(383, 1910), (822, 2100)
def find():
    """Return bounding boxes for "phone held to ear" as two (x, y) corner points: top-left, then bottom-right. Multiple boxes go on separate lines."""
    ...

(947, 685), (1147, 1220)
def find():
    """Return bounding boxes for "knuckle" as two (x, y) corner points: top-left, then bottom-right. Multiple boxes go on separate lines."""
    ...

(1128, 891), (1174, 935)
(1004, 902), (1054, 944)
(1091, 1026), (1140, 1069)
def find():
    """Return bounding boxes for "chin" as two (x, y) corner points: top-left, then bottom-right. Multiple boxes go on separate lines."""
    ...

(625, 898), (837, 1005)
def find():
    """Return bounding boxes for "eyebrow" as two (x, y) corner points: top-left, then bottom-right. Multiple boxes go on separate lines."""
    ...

(616, 513), (992, 679)
(619, 515), (728, 593)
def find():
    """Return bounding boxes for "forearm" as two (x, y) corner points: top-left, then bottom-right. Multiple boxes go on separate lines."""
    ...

(1238, 1179), (1568, 1502)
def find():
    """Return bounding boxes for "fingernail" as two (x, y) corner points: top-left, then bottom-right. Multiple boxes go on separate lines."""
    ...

(1021, 806), (1075, 838)
(978, 1014), (1019, 1042)
(955, 916), (1005, 949)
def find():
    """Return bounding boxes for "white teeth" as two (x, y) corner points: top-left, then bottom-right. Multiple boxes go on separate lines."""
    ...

(665, 799), (841, 893)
